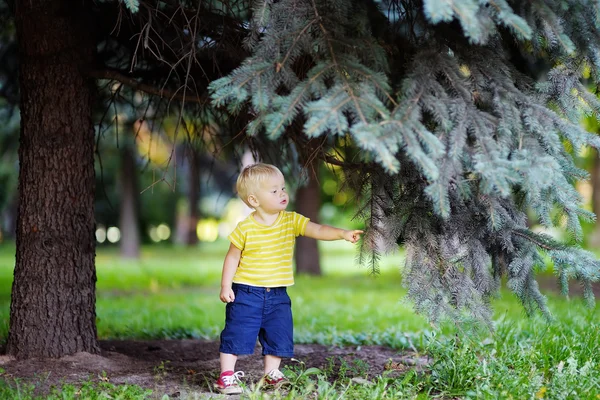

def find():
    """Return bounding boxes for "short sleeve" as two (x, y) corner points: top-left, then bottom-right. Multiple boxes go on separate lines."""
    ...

(228, 222), (246, 250)
(292, 212), (310, 237)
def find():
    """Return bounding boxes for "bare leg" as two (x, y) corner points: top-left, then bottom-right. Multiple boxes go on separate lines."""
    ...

(264, 354), (282, 375)
(220, 352), (238, 373)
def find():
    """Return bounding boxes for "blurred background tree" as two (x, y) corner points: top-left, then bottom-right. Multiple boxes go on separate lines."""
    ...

(0, 4), (18, 243)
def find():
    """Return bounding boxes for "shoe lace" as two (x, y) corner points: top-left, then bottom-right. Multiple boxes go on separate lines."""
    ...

(222, 371), (245, 386)
(267, 369), (285, 380)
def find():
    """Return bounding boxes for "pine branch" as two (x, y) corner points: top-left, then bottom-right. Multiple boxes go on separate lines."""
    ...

(89, 69), (210, 104)
(204, 0), (600, 324)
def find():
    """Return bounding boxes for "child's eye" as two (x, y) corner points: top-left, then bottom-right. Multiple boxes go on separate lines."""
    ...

(282, 187), (286, 191)
(272, 190), (277, 193)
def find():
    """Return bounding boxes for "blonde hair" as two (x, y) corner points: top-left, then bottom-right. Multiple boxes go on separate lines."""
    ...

(236, 163), (283, 206)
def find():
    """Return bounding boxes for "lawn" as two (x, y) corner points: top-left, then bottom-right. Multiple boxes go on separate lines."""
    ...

(0, 241), (599, 399)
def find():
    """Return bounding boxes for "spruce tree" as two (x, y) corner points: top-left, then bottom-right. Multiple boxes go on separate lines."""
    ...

(207, 0), (600, 323)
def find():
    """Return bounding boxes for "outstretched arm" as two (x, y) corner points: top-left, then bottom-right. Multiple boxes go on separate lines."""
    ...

(220, 243), (242, 303)
(304, 221), (363, 243)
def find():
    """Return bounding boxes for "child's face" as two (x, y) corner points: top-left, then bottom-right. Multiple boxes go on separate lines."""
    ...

(250, 173), (288, 213)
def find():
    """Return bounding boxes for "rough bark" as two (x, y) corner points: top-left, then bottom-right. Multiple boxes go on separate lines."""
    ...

(295, 163), (322, 275)
(119, 146), (140, 259)
(7, 0), (99, 358)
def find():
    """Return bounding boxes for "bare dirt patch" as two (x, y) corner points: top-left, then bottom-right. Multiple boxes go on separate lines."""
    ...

(0, 340), (429, 399)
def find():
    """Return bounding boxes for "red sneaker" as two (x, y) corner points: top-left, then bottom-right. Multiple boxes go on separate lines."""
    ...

(215, 370), (244, 394)
(263, 369), (288, 387)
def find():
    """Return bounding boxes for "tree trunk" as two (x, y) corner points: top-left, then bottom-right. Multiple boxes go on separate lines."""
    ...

(295, 163), (322, 275)
(119, 146), (140, 258)
(589, 150), (600, 248)
(186, 148), (200, 246)
(8, 0), (99, 358)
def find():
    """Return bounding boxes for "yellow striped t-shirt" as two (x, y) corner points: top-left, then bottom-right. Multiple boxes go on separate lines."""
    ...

(228, 211), (310, 287)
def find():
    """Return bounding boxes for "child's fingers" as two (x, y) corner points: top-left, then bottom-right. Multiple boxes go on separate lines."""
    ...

(220, 290), (235, 303)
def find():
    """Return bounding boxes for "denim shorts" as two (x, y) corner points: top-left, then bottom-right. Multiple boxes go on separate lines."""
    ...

(219, 283), (294, 357)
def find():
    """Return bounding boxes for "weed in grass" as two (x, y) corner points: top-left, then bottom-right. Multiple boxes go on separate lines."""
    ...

(322, 356), (371, 382)
(427, 338), (482, 395)
(153, 360), (172, 383)
(243, 382), (270, 400)
(98, 370), (110, 382)
(281, 358), (322, 387)
(349, 358), (370, 379)
(322, 356), (336, 379)
(338, 357), (349, 381)
(0, 378), (36, 400)
(345, 376), (405, 400)
(311, 376), (336, 398)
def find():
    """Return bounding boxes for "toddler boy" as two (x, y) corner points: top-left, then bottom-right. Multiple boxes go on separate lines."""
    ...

(215, 163), (362, 394)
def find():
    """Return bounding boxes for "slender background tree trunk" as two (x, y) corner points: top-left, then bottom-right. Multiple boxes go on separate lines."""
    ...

(295, 161), (322, 275)
(8, 0), (99, 358)
(186, 148), (200, 246)
(119, 146), (140, 258)
(1, 196), (17, 241)
(589, 150), (600, 248)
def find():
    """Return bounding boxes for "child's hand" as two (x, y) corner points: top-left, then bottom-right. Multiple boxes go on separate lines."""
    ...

(343, 229), (363, 243)
(220, 287), (235, 303)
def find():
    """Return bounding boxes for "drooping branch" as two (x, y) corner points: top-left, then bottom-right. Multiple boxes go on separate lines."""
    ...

(88, 69), (210, 104)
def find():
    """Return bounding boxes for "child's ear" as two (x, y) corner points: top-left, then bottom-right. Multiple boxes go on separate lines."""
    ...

(247, 194), (259, 208)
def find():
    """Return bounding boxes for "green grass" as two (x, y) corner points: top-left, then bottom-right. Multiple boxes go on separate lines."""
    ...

(0, 241), (600, 398)
(0, 370), (153, 400)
